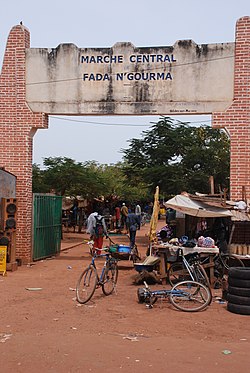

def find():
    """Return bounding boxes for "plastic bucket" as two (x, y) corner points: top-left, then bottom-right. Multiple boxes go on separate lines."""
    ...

(118, 245), (131, 253)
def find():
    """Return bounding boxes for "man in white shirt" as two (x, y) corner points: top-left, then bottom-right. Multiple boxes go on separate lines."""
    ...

(135, 203), (141, 229)
(87, 209), (108, 254)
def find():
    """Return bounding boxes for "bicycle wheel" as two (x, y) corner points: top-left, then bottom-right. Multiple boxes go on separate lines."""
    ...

(102, 261), (118, 296)
(76, 265), (98, 304)
(214, 254), (245, 287)
(168, 262), (192, 286)
(170, 281), (211, 312)
(221, 254), (244, 270)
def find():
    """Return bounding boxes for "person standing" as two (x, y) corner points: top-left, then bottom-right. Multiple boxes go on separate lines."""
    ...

(120, 202), (128, 230)
(87, 209), (108, 254)
(114, 205), (121, 230)
(135, 203), (142, 229)
(212, 217), (229, 254)
(126, 210), (140, 249)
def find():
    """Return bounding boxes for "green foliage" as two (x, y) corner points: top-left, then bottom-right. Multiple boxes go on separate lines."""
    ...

(32, 164), (48, 193)
(32, 117), (230, 202)
(32, 158), (148, 202)
(122, 117), (230, 196)
(38, 157), (88, 196)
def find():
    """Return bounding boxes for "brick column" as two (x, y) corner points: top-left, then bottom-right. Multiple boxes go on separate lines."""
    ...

(0, 25), (48, 263)
(212, 16), (250, 200)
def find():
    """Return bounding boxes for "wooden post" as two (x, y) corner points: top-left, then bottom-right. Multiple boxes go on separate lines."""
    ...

(209, 176), (214, 194)
(242, 186), (246, 201)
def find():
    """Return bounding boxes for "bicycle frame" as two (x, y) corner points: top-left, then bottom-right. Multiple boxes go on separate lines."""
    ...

(138, 280), (211, 312)
(176, 248), (205, 282)
(141, 281), (191, 300)
(89, 252), (114, 284)
(181, 254), (196, 281)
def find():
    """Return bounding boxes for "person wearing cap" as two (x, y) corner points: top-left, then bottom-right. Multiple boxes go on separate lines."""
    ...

(120, 203), (128, 231)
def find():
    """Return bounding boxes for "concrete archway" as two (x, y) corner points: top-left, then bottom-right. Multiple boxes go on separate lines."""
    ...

(0, 17), (249, 262)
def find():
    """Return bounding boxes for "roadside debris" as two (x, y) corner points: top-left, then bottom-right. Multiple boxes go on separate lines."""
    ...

(123, 336), (139, 342)
(214, 297), (226, 304)
(0, 333), (12, 343)
(222, 350), (232, 355)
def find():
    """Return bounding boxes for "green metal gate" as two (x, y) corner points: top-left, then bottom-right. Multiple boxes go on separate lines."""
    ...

(33, 194), (62, 261)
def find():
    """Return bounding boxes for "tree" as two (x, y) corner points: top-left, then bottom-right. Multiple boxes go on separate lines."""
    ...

(122, 117), (230, 196)
(32, 163), (48, 193)
(97, 162), (149, 202)
(41, 157), (89, 196)
(32, 158), (148, 203)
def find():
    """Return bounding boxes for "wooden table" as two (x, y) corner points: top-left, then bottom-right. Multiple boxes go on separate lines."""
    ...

(154, 244), (219, 285)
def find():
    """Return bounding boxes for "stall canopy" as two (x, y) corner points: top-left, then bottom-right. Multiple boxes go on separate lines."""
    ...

(164, 194), (233, 218)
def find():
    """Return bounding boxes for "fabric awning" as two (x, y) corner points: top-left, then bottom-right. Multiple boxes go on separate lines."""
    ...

(164, 194), (233, 218)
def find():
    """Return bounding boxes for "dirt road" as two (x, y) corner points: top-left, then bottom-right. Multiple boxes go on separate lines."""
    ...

(1, 222), (249, 372)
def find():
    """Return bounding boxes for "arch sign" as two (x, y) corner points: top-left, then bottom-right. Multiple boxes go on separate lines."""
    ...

(26, 41), (234, 115)
(0, 17), (249, 263)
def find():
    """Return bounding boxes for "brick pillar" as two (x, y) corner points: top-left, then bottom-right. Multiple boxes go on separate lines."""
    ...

(0, 25), (48, 263)
(212, 16), (250, 200)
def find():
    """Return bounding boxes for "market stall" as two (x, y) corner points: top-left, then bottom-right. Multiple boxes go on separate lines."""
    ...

(154, 242), (219, 285)
(164, 193), (250, 248)
(152, 193), (250, 284)
(150, 194), (231, 284)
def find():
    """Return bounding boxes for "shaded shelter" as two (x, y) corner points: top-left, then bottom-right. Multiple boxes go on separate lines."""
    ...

(164, 193), (250, 255)
(164, 194), (233, 218)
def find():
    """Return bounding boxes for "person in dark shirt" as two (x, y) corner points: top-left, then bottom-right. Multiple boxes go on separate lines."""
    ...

(126, 210), (140, 249)
(212, 217), (229, 253)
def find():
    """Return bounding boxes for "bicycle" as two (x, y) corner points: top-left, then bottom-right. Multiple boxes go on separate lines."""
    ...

(137, 280), (212, 312)
(209, 251), (244, 288)
(141, 213), (147, 226)
(168, 248), (211, 291)
(141, 212), (151, 226)
(76, 246), (119, 304)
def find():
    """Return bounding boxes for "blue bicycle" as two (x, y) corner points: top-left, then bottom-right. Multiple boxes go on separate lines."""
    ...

(76, 247), (118, 304)
(138, 280), (211, 312)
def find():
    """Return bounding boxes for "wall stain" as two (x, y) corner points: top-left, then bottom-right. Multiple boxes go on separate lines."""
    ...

(178, 40), (193, 48)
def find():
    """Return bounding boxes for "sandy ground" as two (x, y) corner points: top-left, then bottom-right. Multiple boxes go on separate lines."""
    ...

(1, 220), (250, 373)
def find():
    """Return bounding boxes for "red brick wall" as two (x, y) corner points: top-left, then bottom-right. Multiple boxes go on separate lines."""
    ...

(0, 25), (48, 263)
(213, 16), (250, 201)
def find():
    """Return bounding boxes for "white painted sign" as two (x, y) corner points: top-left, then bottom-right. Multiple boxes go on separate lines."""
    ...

(26, 41), (234, 115)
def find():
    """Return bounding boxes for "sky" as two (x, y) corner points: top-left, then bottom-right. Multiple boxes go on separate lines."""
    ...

(0, 0), (249, 167)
